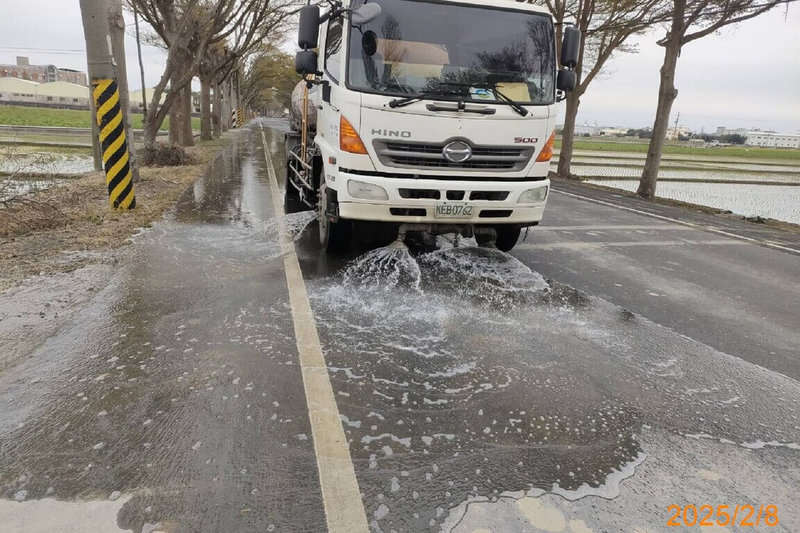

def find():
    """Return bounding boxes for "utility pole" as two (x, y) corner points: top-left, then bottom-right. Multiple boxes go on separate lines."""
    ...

(79, 0), (136, 209)
(673, 112), (680, 141)
(133, 4), (148, 115)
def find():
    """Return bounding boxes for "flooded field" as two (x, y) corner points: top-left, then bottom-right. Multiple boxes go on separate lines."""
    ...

(0, 147), (92, 201)
(586, 180), (800, 224)
(558, 150), (800, 225)
(0, 150), (94, 175)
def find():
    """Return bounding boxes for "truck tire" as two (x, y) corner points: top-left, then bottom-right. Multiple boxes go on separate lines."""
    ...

(477, 226), (521, 252)
(495, 227), (521, 252)
(318, 183), (351, 254)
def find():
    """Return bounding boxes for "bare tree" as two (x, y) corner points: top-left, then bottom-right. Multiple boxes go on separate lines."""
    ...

(537, 0), (667, 178)
(197, 7), (292, 140)
(240, 44), (300, 116)
(127, 0), (294, 148)
(637, 0), (789, 198)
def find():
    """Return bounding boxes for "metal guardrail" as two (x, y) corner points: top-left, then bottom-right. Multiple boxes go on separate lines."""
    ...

(0, 124), (169, 137)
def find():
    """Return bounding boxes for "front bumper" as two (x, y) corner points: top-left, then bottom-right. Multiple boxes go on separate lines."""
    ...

(334, 170), (549, 225)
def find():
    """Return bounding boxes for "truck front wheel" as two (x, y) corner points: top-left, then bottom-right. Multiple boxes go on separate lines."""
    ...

(476, 226), (521, 252)
(318, 184), (351, 254)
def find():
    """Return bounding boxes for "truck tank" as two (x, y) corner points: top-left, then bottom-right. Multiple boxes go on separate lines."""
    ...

(290, 81), (317, 132)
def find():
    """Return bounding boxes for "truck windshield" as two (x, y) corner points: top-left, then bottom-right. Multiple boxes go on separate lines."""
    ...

(346, 0), (556, 105)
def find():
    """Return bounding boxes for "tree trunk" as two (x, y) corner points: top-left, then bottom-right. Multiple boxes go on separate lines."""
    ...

(143, 104), (160, 148)
(201, 77), (212, 141)
(212, 79), (222, 138)
(106, 0), (140, 181)
(638, 0), (686, 200)
(169, 64), (182, 145)
(556, 91), (581, 178)
(221, 78), (230, 132)
(181, 82), (194, 147)
(637, 39), (681, 199)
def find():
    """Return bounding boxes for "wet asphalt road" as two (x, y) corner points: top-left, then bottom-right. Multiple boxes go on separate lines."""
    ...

(0, 120), (798, 532)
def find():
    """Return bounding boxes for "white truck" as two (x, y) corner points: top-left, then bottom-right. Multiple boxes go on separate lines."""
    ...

(287, 0), (579, 252)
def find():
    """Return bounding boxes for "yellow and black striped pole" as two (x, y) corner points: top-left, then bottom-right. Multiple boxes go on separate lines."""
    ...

(236, 107), (244, 128)
(92, 79), (136, 209)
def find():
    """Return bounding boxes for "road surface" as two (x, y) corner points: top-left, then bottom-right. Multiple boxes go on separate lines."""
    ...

(1, 120), (798, 532)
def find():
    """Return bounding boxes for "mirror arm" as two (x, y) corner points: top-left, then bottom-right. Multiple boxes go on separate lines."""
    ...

(319, 7), (347, 23)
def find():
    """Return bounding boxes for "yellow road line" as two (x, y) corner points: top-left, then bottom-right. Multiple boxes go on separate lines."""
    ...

(260, 129), (369, 533)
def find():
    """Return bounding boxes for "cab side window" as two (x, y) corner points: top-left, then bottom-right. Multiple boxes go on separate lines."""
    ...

(325, 18), (343, 83)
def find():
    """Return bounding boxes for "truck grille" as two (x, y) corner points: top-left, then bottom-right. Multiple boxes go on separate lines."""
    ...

(373, 140), (533, 171)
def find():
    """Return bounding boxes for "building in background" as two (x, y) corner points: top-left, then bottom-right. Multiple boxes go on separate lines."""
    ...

(0, 78), (90, 109)
(574, 123), (600, 136)
(0, 77), (39, 105)
(716, 126), (800, 148)
(744, 131), (800, 148)
(130, 88), (167, 113)
(0, 56), (87, 86)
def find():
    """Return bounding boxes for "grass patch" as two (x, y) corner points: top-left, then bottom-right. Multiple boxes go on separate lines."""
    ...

(0, 105), (201, 131)
(556, 137), (800, 162)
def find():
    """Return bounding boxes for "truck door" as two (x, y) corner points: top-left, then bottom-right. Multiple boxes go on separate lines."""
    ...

(316, 16), (344, 160)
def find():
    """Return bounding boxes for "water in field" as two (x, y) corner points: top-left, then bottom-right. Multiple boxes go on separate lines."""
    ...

(0, 151), (94, 175)
(560, 151), (800, 225)
(587, 179), (800, 224)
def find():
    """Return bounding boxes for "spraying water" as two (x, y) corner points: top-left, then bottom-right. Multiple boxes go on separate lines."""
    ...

(418, 246), (548, 307)
(338, 232), (549, 307)
(253, 210), (317, 243)
(342, 245), (422, 291)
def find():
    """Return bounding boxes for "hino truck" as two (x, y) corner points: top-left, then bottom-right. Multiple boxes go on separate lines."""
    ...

(287, 0), (580, 252)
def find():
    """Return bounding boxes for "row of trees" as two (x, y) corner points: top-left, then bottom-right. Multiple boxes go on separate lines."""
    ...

(123, 0), (296, 149)
(535, 0), (790, 198)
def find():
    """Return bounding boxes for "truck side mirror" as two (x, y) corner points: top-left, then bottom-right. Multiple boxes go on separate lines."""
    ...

(351, 3), (382, 25)
(298, 5), (320, 49)
(362, 30), (378, 57)
(295, 50), (319, 75)
(560, 26), (580, 69)
(556, 69), (576, 92)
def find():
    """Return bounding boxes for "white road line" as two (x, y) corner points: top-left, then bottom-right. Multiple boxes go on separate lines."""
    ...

(261, 130), (369, 533)
(516, 239), (749, 251)
(537, 225), (695, 231)
(552, 188), (800, 255)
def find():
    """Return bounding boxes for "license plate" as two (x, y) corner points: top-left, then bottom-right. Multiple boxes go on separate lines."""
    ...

(434, 202), (474, 218)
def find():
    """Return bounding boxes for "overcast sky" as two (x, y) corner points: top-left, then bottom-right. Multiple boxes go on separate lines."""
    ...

(1, 1), (798, 133)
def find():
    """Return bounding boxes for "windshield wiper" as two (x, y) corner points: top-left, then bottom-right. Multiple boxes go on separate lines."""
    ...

(388, 88), (464, 108)
(433, 81), (529, 117)
(489, 86), (529, 117)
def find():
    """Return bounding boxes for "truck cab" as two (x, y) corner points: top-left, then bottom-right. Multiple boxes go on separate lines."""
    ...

(288, 0), (579, 252)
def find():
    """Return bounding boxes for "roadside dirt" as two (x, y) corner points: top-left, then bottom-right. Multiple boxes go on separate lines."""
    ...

(0, 138), (230, 293)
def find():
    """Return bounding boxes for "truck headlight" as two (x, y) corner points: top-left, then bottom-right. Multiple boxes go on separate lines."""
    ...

(347, 180), (389, 201)
(518, 186), (549, 204)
